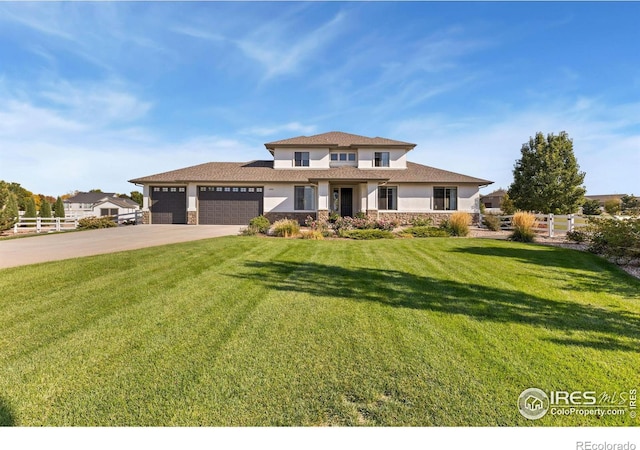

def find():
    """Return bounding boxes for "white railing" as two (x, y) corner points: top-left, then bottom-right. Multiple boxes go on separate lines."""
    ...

(13, 210), (143, 234)
(481, 213), (589, 238)
(13, 217), (79, 234)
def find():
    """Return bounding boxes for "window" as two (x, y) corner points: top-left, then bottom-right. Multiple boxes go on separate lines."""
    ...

(378, 186), (397, 210)
(330, 152), (356, 162)
(294, 186), (316, 210)
(374, 152), (390, 167)
(100, 208), (118, 216)
(294, 152), (309, 167)
(434, 187), (458, 211)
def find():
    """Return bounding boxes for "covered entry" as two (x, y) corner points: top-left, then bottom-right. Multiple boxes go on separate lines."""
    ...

(150, 186), (187, 224)
(198, 186), (263, 225)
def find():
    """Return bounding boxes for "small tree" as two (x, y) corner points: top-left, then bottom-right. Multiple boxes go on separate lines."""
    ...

(620, 194), (639, 215)
(500, 193), (516, 215)
(581, 199), (602, 216)
(130, 191), (143, 207)
(508, 131), (586, 214)
(604, 199), (622, 216)
(53, 196), (66, 218)
(0, 191), (19, 231)
(40, 199), (52, 218)
(24, 197), (37, 218)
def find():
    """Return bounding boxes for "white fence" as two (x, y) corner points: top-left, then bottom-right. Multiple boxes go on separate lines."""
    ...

(13, 211), (143, 234)
(481, 213), (589, 238)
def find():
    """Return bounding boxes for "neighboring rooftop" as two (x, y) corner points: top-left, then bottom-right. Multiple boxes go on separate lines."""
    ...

(66, 192), (138, 207)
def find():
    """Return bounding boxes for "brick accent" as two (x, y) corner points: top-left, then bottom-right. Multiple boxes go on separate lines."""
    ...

(378, 212), (480, 226)
(366, 209), (379, 220)
(265, 212), (315, 225)
(317, 209), (329, 222)
(187, 211), (197, 225)
(142, 210), (150, 224)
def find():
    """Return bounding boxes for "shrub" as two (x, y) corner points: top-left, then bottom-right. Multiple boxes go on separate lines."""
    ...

(482, 213), (501, 232)
(510, 212), (537, 242)
(565, 230), (587, 243)
(587, 217), (640, 257)
(271, 218), (300, 238)
(403, 226), (449, 238)
(354, 211), (367, 219)
(445, 212), (471, 237)
(77, 216), (117, 230)
(239, 226), (258, 236)
(341, 229), (394, 240)
(372, 219), (398, 231)
(300, 230), (324, 240)
(249, 215), (270, 234)
(410, 217), (434, 227)
(581, 199), (602, 216)
(328, 212), (340, 223)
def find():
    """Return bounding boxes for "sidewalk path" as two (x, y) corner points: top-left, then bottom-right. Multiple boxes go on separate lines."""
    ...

(0, 225), (241, 269)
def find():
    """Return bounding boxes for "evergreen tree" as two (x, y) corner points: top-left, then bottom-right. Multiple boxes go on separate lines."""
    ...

(508, 131), (586, 214)
(0, 190), (19, 231)
(53, 196), (66, 218)
(24, 197), (37, 218)
(581, 198), (602, 216)
(500, 193), (516, 215)
(40, 199), (52, 218)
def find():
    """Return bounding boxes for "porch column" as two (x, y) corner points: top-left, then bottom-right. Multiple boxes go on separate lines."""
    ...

(367, 181), (379, 219)
(317, 181), (329, 221)
(142, 185), (151, 224)
(187, 183), (197, 225)
(359, 183), (367, 213)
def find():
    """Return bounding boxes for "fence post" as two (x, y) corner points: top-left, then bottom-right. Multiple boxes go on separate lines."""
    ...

(36, 217), (41, 233)
(56, 217), (61, 232)
(13, 222), (17, 234)
(568, 214), (574, 233)
(547, 214), (554, 238)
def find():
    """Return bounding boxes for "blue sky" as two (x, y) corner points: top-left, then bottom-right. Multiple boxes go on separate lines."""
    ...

(0, 2), (639, 197)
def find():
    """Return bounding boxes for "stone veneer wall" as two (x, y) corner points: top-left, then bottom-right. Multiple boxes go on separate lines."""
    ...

(378, 212), (480, 226)
(187, 211), (197, 225)
(317, 210), (329, 222)
(264, 212), (316, 225)
(142, 210), (150, 224)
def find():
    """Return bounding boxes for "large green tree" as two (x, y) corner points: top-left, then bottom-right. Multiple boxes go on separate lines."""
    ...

(508, 131), (586, 214)
(40, 198), (52, 218)
(0, 187), (19, 231)
(24, 197), (37, 218)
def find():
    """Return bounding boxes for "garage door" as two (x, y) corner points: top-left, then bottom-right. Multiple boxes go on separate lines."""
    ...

(151, 186), (187, 224)
(198, 186), (263, 225)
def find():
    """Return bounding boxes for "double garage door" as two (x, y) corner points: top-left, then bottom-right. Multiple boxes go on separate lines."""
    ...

(150, 186), (263, 225)
(198, 186), (263, 225)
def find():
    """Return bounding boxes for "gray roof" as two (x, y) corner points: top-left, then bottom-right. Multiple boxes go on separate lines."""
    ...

(129, 160), (492, 185)
(65, 192), (119, 204)
(265, 131), (416, 151)
(66, 192), (138, 207)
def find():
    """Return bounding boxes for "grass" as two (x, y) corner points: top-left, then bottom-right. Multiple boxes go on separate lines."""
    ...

(0, 237), (639, 426)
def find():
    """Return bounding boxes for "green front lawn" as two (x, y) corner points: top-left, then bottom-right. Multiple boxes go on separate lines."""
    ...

(0, 237), (638, 426)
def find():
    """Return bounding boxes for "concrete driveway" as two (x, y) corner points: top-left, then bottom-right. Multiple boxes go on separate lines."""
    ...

(0, 225), (242, 269)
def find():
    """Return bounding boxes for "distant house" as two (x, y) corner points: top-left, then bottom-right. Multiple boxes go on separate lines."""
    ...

(64, 192), (140, 219)
(480, 188), (507, 211)
(584, 194), (626, 207)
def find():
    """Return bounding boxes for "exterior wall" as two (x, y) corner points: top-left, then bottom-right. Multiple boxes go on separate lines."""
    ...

(187, 183), (197, 218)
(396, 184), (431, 211)
(263, 183), (296, 212)
(357, 149), (407, 169)
(90, 201), (138, 217)
(272, 148), (330, 169)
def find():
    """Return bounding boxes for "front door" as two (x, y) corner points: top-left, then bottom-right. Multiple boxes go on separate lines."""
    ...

(340, 188), (353, 217)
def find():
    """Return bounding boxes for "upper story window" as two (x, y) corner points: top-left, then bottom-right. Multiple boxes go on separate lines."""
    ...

(330, 152), (356, 162)
(374, 152), (390, 167)
(294, 152), (310, 167)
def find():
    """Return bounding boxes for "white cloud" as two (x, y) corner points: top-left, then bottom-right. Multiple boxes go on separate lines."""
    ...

(390, 98), (640, 195)
(241, 122), (317, 137)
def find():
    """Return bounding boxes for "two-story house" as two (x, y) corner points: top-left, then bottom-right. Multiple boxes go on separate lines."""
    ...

(129, 131), (492, 225)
